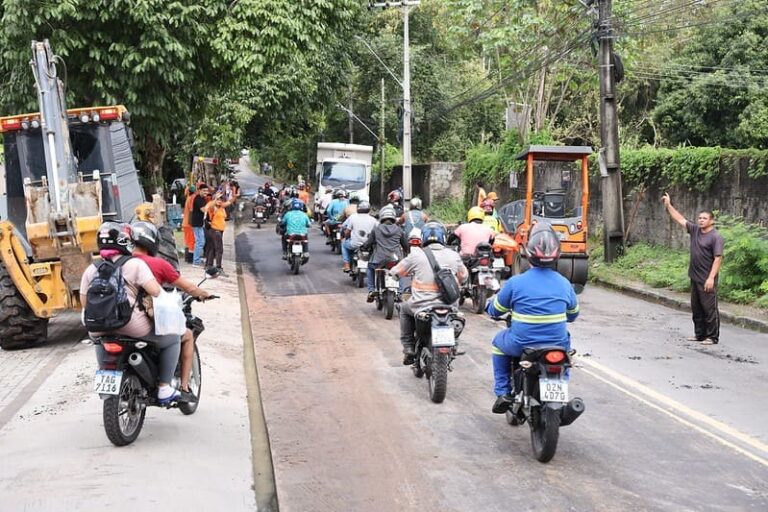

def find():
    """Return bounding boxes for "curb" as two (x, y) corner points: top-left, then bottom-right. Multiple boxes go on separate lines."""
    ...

(591, 277), (768, 334)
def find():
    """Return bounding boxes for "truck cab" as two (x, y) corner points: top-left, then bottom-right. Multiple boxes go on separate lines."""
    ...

(315, 143), (373, 205)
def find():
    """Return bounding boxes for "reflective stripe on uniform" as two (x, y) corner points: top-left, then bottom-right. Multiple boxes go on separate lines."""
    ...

(492, 298), (509, 313)
(511, 312), (567, 324)
(567, 305), (580, 314)
(492, 345), (505, 355)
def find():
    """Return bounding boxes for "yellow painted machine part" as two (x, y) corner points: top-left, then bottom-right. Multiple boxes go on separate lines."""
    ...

(0, 221), (74, 318)
(75, 215), (102, 252)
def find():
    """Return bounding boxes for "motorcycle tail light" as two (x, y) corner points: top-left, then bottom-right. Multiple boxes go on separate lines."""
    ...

(103, 342), (123, 354)
(385, 261), (398, 269)
(479, 257), (490, 266)
(544, 351), (566, 364)
(493, 248), (503, 256)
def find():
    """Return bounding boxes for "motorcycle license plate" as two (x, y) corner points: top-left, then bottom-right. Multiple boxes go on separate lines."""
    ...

(256, 212), (264, 218)
(492, 258), (504, 269)
(431, 327), (455, 347)
(539, 378), (569, 403)
(94, 370), (123, 395)
(385, 275), (398, 288)
(292, 244), (303, 254)
(336, 232), (341, 240)
(358, 260), (368, 270)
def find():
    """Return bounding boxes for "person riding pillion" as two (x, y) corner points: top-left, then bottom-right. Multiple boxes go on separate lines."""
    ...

(341, 201), (378, 272)
(389, 222), (468, 364)
(280, 199), (311, 258)
(80, 222), (184, 405)
(360, 205), (409, 301)
(485, 223), (579, 414)
(129, 221), (211, 395)
(397, 197), (429, 236)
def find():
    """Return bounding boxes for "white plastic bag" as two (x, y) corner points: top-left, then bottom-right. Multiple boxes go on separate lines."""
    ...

(153, 290), (187, 336)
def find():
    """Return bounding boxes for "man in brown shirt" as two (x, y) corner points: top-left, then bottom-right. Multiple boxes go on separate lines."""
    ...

(663, 193), (725, 344)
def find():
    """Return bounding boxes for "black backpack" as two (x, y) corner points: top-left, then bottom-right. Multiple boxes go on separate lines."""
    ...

(422, 247), (462, 305)
(84, 256), (135, 332)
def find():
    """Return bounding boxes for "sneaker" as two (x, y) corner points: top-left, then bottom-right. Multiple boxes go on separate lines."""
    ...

(402, 345), (415, 365)
(366, 292), (375, 303)
(700, 338), (718, 345)
(492, 394), (514, 414)
(685, 336), (701, 341)
(157, 387), (181, 405)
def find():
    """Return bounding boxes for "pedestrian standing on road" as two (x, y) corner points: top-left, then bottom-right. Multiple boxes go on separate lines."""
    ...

(662, 193), (724, 345)
(204, 192), (233, 272)
(189, 185), (209, 267)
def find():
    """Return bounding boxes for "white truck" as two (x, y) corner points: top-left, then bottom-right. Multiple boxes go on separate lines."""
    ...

(315, 143), (373, 206)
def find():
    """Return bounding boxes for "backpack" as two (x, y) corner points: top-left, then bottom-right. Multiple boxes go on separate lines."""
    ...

(422, 247), (462, 305)
(83, 256), (136, 332)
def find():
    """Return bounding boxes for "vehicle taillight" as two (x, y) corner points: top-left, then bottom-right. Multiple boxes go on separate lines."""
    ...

(479, 258), (490, 266)
(409, 239), (421, 246)
(544, 351), (565, 364)
(385, 261), (398, 269)
(0, 117), (22, 132)
(103, 342), (124, 354)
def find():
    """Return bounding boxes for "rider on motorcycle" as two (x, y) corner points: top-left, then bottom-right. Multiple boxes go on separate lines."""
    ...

(397, 197), (429, 236)
(80, 222), (183, 405)
(387, 190), (405, 218)
(389, 222), (468, 364)
(323, 189), (349, 237)
(280, 199), (311, 258)
(448, 206), (496, 264)
(485, 222), (579, 413)
(129, 221), (211, 394)
(340, 201), (378, 272)
(360, 205), (408, 302)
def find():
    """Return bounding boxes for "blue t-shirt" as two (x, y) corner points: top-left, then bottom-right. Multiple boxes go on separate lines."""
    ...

(281, 210), (310, 235)
(326, 199), (349, 223)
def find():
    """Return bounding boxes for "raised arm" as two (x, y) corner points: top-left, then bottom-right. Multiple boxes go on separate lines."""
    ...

(662, 193), (688, 228)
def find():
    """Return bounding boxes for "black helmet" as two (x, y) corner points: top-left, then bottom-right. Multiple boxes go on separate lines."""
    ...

(130, 221), (160, 256)
(526, 222), (561, 268)
(97, 222), (132, 254)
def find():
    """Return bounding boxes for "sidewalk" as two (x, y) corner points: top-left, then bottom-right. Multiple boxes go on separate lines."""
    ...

(592, 274), (768, 333)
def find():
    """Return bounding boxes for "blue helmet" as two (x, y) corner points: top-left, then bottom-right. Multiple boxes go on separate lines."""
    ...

(421, 221), (447, 246)
(291, 199), (304, 211)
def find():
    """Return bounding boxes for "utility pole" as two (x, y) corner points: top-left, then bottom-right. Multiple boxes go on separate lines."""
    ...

(380, 78), (386, 205)
(597, 0), (624, 262)
(369, 1), (419, 204)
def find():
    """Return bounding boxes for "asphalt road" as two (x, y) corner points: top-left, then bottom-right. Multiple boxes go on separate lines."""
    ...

(236, 172), (768, 511)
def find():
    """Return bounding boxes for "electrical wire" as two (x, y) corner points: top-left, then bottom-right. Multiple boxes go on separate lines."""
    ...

(620, 0), (731, 27)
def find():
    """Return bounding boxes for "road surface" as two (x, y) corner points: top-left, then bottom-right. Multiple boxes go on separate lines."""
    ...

(236, 176), (767, 511)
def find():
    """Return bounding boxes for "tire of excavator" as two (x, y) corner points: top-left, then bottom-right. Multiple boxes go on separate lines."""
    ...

(157, 225), (181, 272)
(0, 263), (49, 350)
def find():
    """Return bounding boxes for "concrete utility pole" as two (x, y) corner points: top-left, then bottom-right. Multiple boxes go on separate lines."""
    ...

(380, 78), (386, 204)
(369, 1), (419, 203)
(597, 0), (625, 262)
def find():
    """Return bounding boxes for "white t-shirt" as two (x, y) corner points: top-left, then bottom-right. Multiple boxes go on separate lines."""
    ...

(344, 213), (378, 248)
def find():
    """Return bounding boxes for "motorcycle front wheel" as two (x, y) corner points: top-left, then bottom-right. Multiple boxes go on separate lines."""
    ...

(385, 291), (395, 319)
(473, 286), (487, 314)
(530, 406), (561, 463)
(179, 344), (202, 416)
(428, 350), (449, 403)
(103, 373), (146, 446)
(357, 272), (365, 288)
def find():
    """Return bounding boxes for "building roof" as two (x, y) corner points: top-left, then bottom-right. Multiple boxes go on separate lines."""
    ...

(515, 145), (593, 161)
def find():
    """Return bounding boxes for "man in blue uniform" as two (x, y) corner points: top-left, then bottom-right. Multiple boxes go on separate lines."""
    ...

(485, 223), (579, 413)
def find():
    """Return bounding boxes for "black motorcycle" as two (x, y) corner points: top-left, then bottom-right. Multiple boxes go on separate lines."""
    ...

(253, 203), (267, 228)
(91, 287), (218, 446)
(501, 343), (585, 463)
(327, 223), (342, 253)
(460, 242), (503, 314)
(374, 260), (400, 320)
(411, 306), (465, 403)
(286, 234), (309, 275)
(349, 249), (369, 289)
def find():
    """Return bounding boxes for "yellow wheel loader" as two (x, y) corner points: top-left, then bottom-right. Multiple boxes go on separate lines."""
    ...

(0, 40), (175, 350)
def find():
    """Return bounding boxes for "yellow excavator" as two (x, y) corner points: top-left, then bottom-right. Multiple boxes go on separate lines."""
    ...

(0, 40), (175, 350)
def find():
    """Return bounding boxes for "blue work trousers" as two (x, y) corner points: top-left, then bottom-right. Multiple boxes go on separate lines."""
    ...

(192, 226), (206, 265)
(491, 329), (570, 397)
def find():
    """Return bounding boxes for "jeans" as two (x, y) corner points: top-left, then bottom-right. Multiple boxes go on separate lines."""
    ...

(690, 280), (720, 341)
(341, 239), (356, 264)
(398, 302), (416, 351)
(367, 267), (376, 292)
(192, 226), (206, 265)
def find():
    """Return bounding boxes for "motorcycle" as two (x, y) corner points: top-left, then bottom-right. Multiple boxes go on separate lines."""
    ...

(327, 223), (342, 253)
(91, 285), (218, 446)
(373, 259), (400, 319)
(411, 306), (466, 403)
(349, 248), (369, 289)
(494, 318), (585, 462)
(252, 204), (267, 228)
(286, 234), (309, 275)
(460, 242), (503, 314)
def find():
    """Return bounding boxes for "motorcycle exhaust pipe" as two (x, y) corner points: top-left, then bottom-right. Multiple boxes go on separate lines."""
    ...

(128, 352), (155, 386)
(560, 397), (585, 426)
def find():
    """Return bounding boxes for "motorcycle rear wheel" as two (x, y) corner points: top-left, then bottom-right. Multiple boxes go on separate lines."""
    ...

(357, 272), (365, 288)
(473, 287), (487, 314)
(179, 344), (202, 415)
(428, 350), (449, 403)
(291, 257), (301, 275)
(530, 406), (561, 463)
(103, 373), (146, 446)
(385, 291), (395, 319)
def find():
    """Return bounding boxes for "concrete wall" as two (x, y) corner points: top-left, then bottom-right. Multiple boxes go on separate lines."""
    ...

(371, 162), (464, 207)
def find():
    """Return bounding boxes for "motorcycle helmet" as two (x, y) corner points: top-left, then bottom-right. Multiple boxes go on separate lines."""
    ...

(410, 197), (422, 210)
(467, 206), (485, 223)
(387, 190), (401, 203)
(325, 187), (333, 193)
(378, 205), (397, 222)
(291, 199), (304, 211)
(97, 222), (133, 254)
(358, 201), (371, 214)
(526, 222), (562, 268)
(349, 196), (360, 205)
(421, 221), (447, 246)
(333, 189), (345, 199)
(289, 187), (299, 198)
(130, 221), (160, 256)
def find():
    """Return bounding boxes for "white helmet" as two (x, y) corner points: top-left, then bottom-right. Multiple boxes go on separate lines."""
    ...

(410, 197), (422, 209)
(378, 205), (397, 221)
